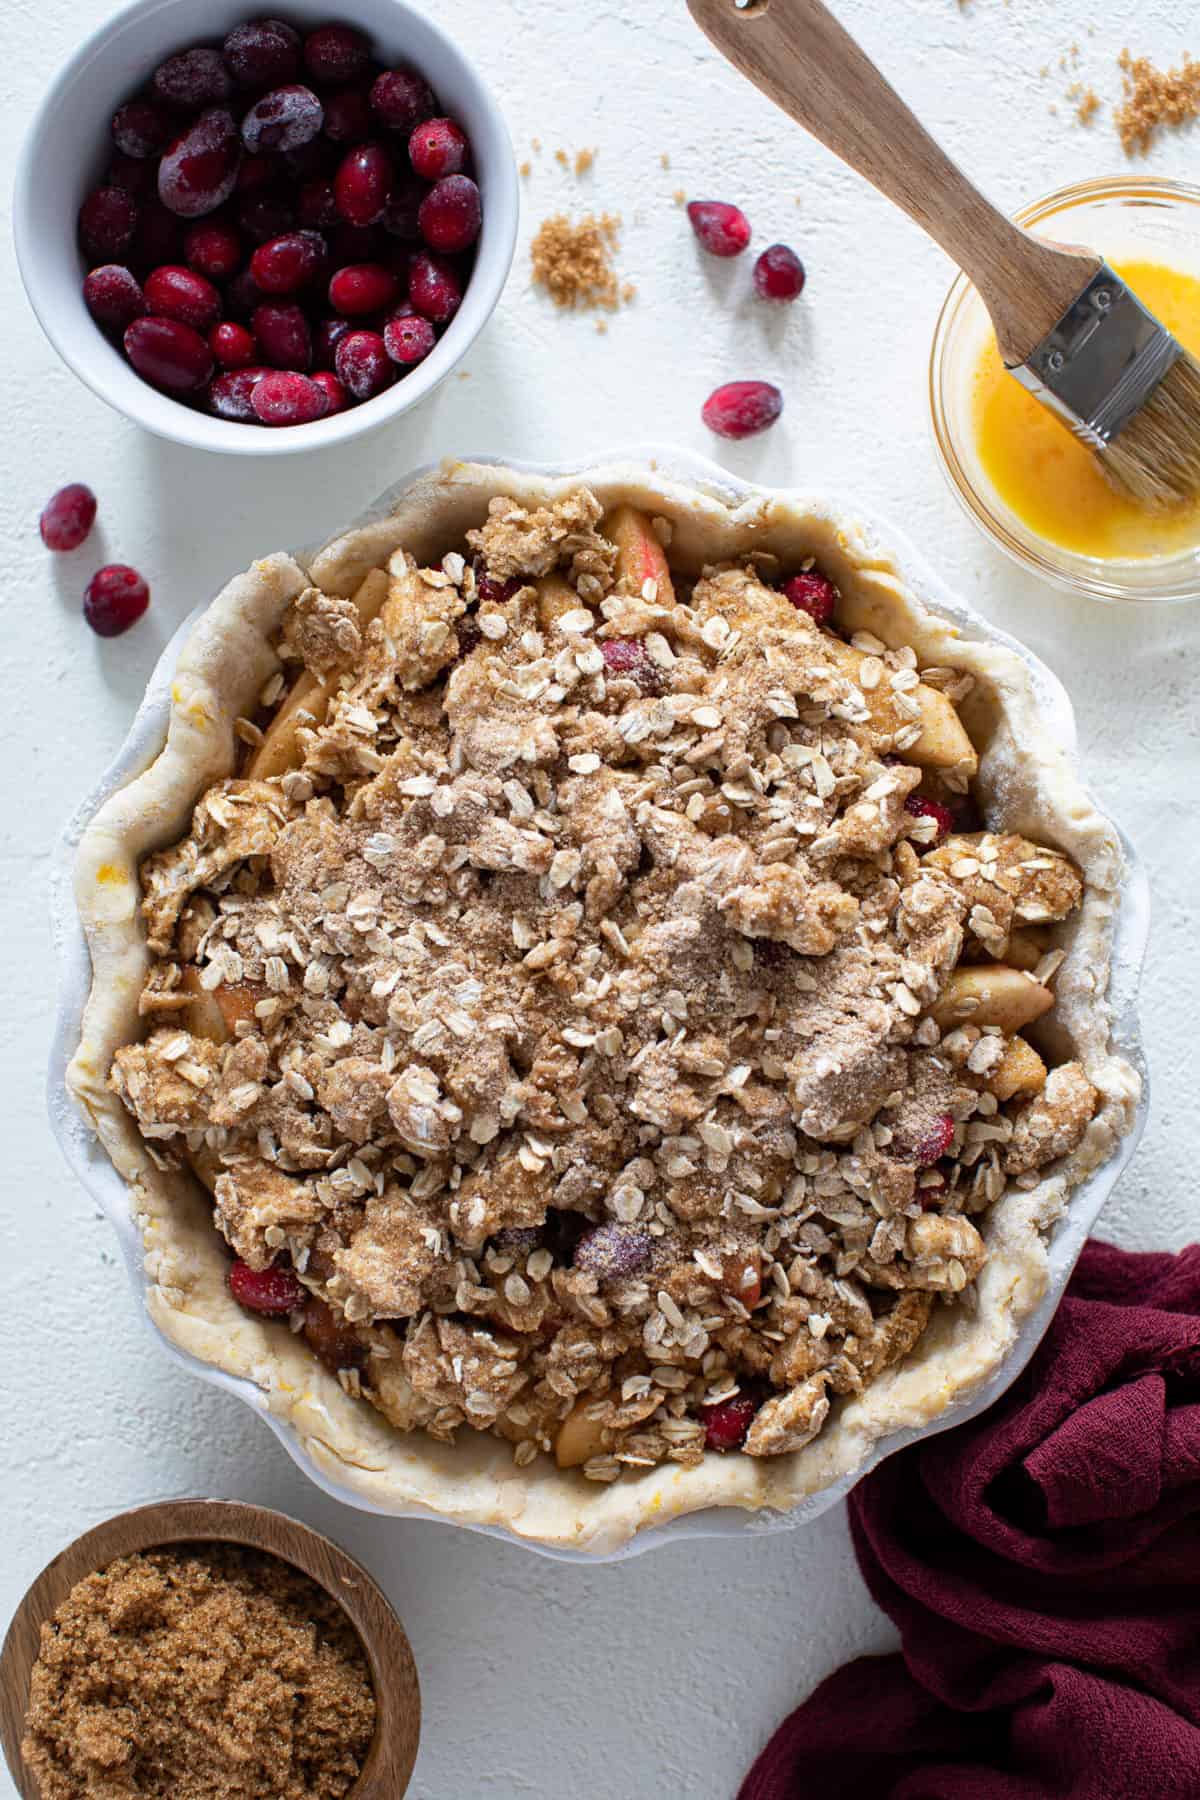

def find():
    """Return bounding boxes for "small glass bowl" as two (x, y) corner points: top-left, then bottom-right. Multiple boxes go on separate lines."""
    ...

(929, 176), (1200, 605)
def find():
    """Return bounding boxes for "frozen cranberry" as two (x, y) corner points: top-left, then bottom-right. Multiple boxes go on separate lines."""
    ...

(383, 312), (435, 365)
(223, 18), (301, 88)
(328, 261), (398, 314)
(310, 369), (348, 413)
(39, 484), (97, 552)
(242, 83), (323, 153)
(371, 67), (437, 134)
(252, 301), (312, 369)
(330, 223), (383, 265)
(283, 136), (335, 181)
(79, 186), (138, 260)
(782, 570), (837, 626)
(407, 250), (461, 322)
(131, 199), (184, 270)
(381, 172), (426, 239)
(687, 200), (751, 257)
(238, 185), (296, 244)
(208, 364), (270, 419)
(83, 564), (149, 637)
(83, 264), (145, 332)
(143, 263), (223, 331)
(236, 151), (276, 192)
(418, 174), (480, 252)
(229, 1257), (304, 1315)
(251, 368), (329, 425)
(301, 1295), (364, 1372)
(304, 22), (371, 85)
(251, 229), (327, 293)
(299, 176), (340, 229)
(754, 243), (806, 302)
(124, 314), (214, 391)
(159, 108), (242, 218)
(906, 1113), (956, 1168)
(322, 84), (372, 144)
(105, 152), (156, 198)
(209, 320), (258, 368)
(702, 380), (783, 440)
(408, 116), (467, 181)
(110, 98), (171, 159)
(153, 46), (233, 109)
(313, 315), (353, 368)
(702, 1391), (759, 1452)
(600, 636), (662, 693)
(184, 220), (242, 281)
(334, 328), (393, 399)
(226, 267), (265, 320)
(335, 143), (392, 226)
(905, 794), (954, 844)
(573, 1224), (651, 1282)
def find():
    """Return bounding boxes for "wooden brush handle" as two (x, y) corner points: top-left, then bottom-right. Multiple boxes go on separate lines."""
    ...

(687, 0), (1100, 364)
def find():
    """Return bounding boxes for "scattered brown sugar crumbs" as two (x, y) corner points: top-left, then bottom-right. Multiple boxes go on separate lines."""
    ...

(530, 212), (628, 310)
(1116, 48), (1200, 152)
(575, 147), (596, 176)
(22, 1544), (376, 1800)
(1075, 87), (1101, 125)
(519, 159), (531, 178)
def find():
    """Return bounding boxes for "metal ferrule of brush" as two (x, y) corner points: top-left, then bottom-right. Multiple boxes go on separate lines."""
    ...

(1011, 264), (1182, 449)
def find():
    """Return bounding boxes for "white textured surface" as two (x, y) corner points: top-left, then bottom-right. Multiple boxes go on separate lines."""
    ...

(2, 1), (1198, 1795)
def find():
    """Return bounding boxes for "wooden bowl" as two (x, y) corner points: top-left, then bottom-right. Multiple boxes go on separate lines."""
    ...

(0, 1499), (420, 1799)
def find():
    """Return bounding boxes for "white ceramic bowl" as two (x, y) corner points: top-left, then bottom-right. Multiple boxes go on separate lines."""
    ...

(48, 447), (1151, 1561)
(14, 0), (518, 456)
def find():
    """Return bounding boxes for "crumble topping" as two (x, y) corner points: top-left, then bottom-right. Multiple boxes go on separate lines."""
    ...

(111, 487), (1099, 1479)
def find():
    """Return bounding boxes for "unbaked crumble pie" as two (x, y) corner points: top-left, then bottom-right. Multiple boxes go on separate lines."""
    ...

(109, 487), (1100, 1480)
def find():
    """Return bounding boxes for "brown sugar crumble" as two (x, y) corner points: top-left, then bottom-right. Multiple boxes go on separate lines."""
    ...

(1116, 48), (1200, 152)
(530, 212), (628, 310)
(22, 1544), (376, 1800)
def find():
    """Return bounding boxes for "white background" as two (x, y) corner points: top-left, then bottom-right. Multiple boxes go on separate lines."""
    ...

(3, 1), (1199, 1794)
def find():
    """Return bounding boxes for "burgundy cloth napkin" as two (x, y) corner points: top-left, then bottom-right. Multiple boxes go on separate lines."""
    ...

(740, 1240), (1200, 1800)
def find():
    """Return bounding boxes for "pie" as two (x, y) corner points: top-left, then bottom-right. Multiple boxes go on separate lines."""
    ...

(68, 460), (1141, 1551)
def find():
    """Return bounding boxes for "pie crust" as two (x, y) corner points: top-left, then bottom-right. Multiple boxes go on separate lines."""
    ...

(67, 460), (1141, 1553)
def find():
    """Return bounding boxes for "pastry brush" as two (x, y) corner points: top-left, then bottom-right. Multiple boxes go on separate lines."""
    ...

(688, 0), (1200, 509)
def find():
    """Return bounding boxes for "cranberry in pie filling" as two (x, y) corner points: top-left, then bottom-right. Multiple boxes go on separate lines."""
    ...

(111, 488), (1100, 1482)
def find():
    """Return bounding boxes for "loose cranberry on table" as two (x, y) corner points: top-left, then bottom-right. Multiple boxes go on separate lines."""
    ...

(702, 380), (783, 440)
(228, 1257), (304, 1316)
(409, 117), (467, 180)
(418, 175), (481, 253)
(754, 242), (806, 302)
(143, 263), (223, 330)
(209, 320), (258, 368)
(251, 368), (329, 425)
(124, 314), (214, 392)
(687, 199), (751, 257)
(83, 264), (145, 332)
(383, 312), (435, 366)
(39, 484), (97, 552)
(83, 564), (149, 638)
(782, 569), (837, 626)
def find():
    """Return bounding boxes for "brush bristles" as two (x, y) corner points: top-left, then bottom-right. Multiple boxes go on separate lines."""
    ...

(1101, 347), (1200, 509)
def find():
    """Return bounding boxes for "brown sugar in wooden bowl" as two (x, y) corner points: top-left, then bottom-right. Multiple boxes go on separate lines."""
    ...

(0, 1499), (420, 1800)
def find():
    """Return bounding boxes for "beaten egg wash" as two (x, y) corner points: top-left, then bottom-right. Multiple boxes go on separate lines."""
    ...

(971, 259), (1200, 560)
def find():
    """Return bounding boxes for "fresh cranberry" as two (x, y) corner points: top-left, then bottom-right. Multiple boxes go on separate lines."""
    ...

(381, 172), (426, 239)
(223, 18), (302, 89)
(371, 67), (437, 134)
(383, 312), (435, 365)
(334, 328), (394, 399)
(299, 176), (341, 228)
(322, 84), (373, 144)
(754, 243), (806, 301)
(124, 315), (214, 392)
(105, 152), (156, 198)
(208, 365), (270, 420)
(687, 200), (751, 257)
(335, 144), (392, 226)
(573, 1224), (651, 1282)
(702, 1391), (759, 1452)
(131, 200), (184, 270)
(310, 369), (348, 413)
(209, 320), (258, 368)
(313, 315), (353, 368)
(143, 263), (223, 331)
(601, 636), (663, 693)
(701, 380), (783, 440)
(83, 564), (149, 637)
(226, 267), (265, 321)
(408, 116), (467, 181)
(418, 174), (480, 252)
(79, 186), (138, 260)
(110, 98), (171, 159)
(228, 1257), (304, 1315)
(301, 1295), (364, 1372)
(184, 221), (242, 281)
(251, 369), (330, 425)
(158, 108), (242, 218)
(907, 1113), (956, 1168)
(83, 264), (145, 332)
(252, 301), (311, 369)
(152, 46), (233, 109)
(39, 484), (97, 552)
(782, 570), (837, 626)
(238, 185), (297, 244)
(904, 794), (954, 843)
(328, 261), (398, 314)
(242, 84), (324, 154)
(304, 22), (371, 85)
(408, 250), (461, 322)
(251, 229), (327, 293)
